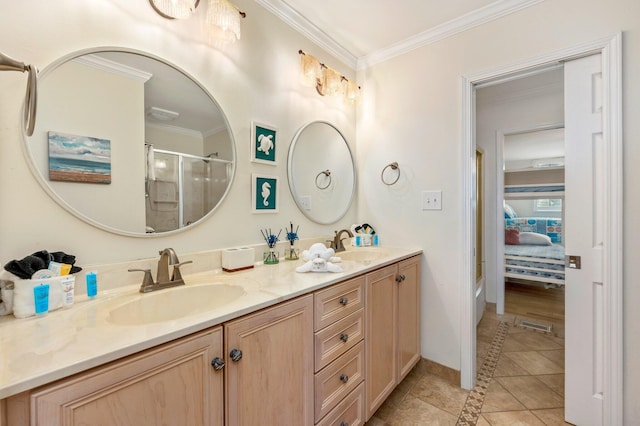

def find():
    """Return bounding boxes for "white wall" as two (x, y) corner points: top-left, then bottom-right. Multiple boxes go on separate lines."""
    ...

(356, 0), (639, 420)
(0, 0), (356, 264)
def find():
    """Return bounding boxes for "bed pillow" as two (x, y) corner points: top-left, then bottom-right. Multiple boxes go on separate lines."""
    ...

(504, 203), (517, 219)
(519, 232), (553, 246)
(505, 228), (520, 245)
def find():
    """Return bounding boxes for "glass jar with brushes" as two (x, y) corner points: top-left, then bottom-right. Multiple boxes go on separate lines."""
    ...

(285, 222), (300, 260)
(261, 228), (281, 265)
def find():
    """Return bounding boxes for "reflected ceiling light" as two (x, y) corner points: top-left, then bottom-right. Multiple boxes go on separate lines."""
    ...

(147, 107), (180, 121)
(206, 0), (246, 45)
(298, 50), (360, 103)
(149, 0), (199, 19)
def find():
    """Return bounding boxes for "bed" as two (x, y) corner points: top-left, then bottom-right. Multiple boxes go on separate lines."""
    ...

(504, 217), (565, 287)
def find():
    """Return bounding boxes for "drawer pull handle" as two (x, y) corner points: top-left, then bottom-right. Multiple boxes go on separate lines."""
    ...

(396, 274), (406, 282)
(339, 297), (348, 306)
(339, 374), (349, 383)
(340, 333), (349, 342)
(230, 348), (243, 362)
(340, 422), (349, 426)
(211, 357), (225, 371)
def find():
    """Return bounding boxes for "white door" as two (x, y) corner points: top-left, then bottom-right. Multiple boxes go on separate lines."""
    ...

(564, 53), (604, 425)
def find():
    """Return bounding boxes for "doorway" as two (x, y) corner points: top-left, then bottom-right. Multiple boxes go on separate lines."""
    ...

(460, 34), (623, 425)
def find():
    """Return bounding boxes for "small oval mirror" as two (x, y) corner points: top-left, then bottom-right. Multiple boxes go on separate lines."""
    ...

(287, 121), (355, 224)
(23, 48), (236, 236)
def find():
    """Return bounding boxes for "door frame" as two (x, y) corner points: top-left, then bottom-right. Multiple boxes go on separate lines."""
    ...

(460, 33), (623, 424)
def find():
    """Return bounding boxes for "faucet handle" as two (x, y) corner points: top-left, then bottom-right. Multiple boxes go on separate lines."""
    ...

(171, 261), (192, 282)
(128, 269), (155, 292)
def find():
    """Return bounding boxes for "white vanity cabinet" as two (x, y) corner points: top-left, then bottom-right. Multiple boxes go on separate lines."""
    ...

(365, 255), (421, 420)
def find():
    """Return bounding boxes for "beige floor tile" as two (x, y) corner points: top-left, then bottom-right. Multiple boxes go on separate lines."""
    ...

(501, 335), (533, 352)
(531, 408), (572, 425)
(409, 373), (469, 416)
(388, 397), (458, 426)
(493, 354), (530, 377)
(495, 376), (564, 410)
(477, 340), (492, 358)
(476, 416), (492, 426)
(535, 374), (564, 397)
(503, 351), (564, 375)
(538, 349), (565, 368)
(373, 396), (398, 421)
(481, 380), (526, 413)
(482, 410), (546, 425)
(364, 415), (388, 426)
(507, 332), (563, 351)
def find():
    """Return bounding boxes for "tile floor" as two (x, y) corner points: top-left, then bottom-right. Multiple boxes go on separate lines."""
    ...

(365, 306), (569, 425)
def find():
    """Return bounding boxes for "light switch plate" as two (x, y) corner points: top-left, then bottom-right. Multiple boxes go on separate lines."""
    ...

(422, 190), (442, 210)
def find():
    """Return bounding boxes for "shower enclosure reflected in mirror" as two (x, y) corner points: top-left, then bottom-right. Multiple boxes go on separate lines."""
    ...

(287, 121), (355, 224)
(22, 48), (236, 236)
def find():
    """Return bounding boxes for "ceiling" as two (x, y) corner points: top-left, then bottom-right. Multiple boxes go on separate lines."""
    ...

(256, 0), (544, 69)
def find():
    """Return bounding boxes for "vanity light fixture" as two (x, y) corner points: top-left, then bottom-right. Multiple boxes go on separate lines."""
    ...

(298, 50), (360, 103)
(149, 0), (199, 19)
(0, 51), (37, 136)
(206, 0), (246, 45)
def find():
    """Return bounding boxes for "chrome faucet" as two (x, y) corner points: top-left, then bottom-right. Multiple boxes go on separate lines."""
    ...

(129, 248), (193, 293)
(332, 229), (353, 252)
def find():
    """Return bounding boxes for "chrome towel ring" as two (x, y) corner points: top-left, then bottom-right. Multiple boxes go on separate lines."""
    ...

(315, 170), (331, 190)
(381, 162), (400, 185)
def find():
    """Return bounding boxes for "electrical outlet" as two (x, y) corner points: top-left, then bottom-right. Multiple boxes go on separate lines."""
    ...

(422, 190), (442, 210)
(300, 196), (312, 210)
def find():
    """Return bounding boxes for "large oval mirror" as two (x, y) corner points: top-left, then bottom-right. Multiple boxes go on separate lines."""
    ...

(23, 48), (236, 236)
(287, 121), (355, 224)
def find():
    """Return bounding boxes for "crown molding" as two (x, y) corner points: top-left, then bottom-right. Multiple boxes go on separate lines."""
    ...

(74, 54), (153, 82)
(254, 0), (358, 69)
(358, 0), (544, 69)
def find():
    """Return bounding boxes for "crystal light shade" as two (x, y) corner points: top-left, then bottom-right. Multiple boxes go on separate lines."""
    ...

(149, 0), (198, 19)
(206, 0), (242, 45)
(300, 52), (322, 87)
(319, 67), (342, 96)
(343, 79), (360, 104)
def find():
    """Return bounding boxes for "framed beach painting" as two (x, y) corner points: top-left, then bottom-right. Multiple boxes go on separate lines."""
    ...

(252, 173), (278, 213)
(250, 121), (277, 165)
(48, 131), (111, 184)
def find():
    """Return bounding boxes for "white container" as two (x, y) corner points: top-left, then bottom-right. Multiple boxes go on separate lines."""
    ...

(222, 247), (255, 272)
(11, 275), (75, 318)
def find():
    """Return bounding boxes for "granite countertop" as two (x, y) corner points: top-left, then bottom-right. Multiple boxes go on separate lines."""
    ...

(0, 246), (421, 399)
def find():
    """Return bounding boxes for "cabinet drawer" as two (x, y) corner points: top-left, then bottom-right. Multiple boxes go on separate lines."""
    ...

(314, 276), (364, 331)
(315, 309), (364, 371)
(316, 382), (364, 426)
(315, 341), (364, 422)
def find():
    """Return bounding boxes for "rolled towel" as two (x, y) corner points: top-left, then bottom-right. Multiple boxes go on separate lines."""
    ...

(51, 251), (76, 265)
(4, 255), (48, 279)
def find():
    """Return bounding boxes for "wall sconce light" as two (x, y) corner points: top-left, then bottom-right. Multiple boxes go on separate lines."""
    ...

(149, 0), (246, 46)
(299, 50), (360, 103)
(206, 0), (246, 45)
(149, 0), (199, 19)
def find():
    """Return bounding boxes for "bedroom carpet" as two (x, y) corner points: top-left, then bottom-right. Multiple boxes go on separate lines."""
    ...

(365, 305), (568, 426)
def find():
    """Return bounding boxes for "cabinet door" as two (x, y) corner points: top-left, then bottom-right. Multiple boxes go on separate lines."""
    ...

(397, 255), (421, 381)
(225, 294), (314, 426)
(30, 327), (224, 426)
(365, 264), (398, 419)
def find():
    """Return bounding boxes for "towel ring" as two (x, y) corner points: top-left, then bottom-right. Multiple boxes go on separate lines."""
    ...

(381, 162), (400, 185)
(315, 170), (331, 190)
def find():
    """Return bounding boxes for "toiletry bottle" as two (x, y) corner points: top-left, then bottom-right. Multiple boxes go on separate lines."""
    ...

(61, 276), (75, 308)
(33, 284), (50, 316)
(86, 272), (98, 299)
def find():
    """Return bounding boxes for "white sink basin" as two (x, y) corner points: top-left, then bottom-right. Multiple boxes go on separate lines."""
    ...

(337, 248), (388, 262)
(108, 284), (245, 325)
